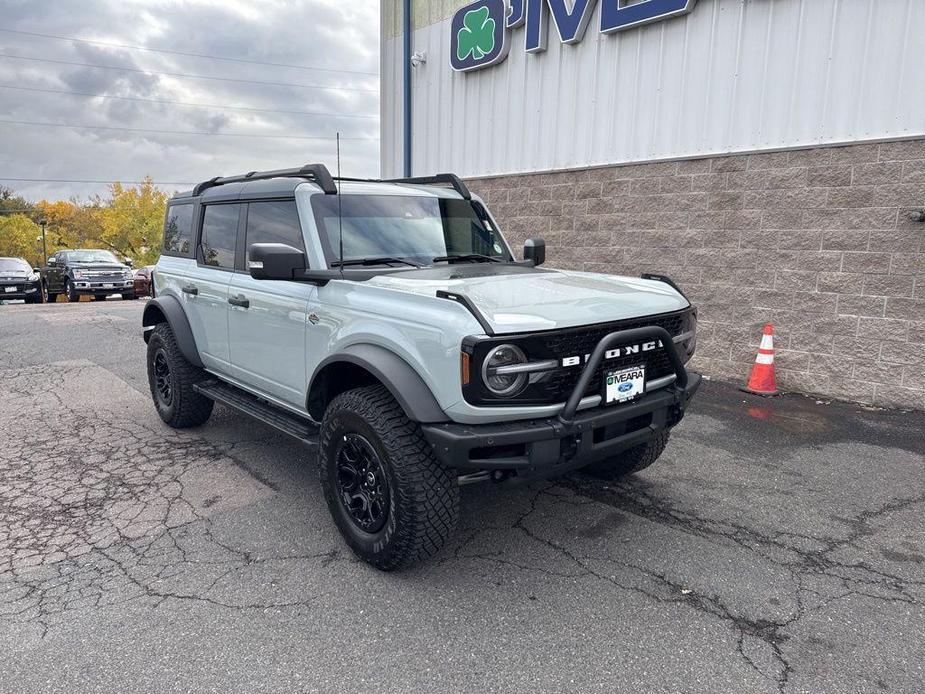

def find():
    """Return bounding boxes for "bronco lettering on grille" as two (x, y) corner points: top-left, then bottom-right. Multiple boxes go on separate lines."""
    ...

(560, 340), (663, 367)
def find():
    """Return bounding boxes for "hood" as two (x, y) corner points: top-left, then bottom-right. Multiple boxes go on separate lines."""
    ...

(365, 265), (690, 333)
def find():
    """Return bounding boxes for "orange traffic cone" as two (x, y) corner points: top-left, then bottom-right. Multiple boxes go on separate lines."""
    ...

(741, 324), (779, 396)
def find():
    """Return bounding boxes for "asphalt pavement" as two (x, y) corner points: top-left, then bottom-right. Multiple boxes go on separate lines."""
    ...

(1, 299), (922, 693)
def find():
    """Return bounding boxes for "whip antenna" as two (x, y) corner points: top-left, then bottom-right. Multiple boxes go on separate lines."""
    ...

(336, 132), (345, 279)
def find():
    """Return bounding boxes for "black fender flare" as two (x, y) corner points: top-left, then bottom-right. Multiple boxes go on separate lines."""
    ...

(141, 295), (203, 368)
(309, 344), (448, 423)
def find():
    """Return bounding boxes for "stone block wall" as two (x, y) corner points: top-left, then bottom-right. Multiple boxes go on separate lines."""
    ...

(467, 138), (925, 409)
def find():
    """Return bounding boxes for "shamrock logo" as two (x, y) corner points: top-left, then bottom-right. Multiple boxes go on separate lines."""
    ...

(456, 6), (496, 62)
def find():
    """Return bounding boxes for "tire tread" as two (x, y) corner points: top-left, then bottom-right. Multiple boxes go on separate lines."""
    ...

(148, 323), (213, 428)
(320, 385), (458, 570)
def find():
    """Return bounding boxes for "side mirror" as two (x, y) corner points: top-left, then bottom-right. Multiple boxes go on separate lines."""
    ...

(523, 238), (546, 267)
(33, 267), (41, 273)
(47, 257), (56, 266)
(124, 258), (134, 267)
(248, 243), (306, 280)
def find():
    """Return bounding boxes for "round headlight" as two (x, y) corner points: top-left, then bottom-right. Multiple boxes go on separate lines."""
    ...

(481, 344), (528, 396)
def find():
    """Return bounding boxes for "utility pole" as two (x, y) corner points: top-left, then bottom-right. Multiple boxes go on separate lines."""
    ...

(39, 219), (48, 262)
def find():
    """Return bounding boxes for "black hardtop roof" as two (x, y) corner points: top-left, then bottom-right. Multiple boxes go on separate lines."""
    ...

(170, 164), (471, 203)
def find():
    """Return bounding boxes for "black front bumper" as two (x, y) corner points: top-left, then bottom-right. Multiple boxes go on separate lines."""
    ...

(423, 370), (700, 481)
(73, 279), (134, 295)
(0, 281), (41, 300)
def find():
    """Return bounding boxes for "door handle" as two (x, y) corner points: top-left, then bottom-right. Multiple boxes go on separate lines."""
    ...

(181, 284), (199, 296)
(228, 294), (249, 309)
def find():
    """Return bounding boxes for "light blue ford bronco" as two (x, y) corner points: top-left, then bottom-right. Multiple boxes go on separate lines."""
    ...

(142, 164), (700, 570)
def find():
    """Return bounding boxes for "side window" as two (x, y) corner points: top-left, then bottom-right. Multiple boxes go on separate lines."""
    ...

(199, 204), (240, 269)
(163, 204), (194, 255)
(245, 200), (305, 262)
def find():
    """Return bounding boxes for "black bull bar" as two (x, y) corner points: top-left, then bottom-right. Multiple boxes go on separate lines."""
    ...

(422, 326), (699, 477)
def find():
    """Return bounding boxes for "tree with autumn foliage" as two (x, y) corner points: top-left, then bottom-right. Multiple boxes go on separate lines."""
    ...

(0, 179), (169, 267)
(95, 179), (170, 266)
(0, 214), (43, 267)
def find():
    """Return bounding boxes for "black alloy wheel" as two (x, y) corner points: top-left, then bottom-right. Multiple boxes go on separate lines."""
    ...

(152, 348), (173, 407)
(334, 433), (390, 534)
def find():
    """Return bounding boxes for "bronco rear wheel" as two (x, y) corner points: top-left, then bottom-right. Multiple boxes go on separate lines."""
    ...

(146, 323), (213, 428)
(319, 385), (458, 570)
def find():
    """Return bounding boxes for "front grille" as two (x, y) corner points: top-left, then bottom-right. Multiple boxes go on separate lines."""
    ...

(81, 271), (123, 279)
(538, 313), (685, 401)
(463, 308), (692, 406)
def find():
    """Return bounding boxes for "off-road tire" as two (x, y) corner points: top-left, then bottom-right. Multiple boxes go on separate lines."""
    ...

(65, 280), (80, 303)
(44, 284), (58, 303)
(319, 385), (458, 570)
(121, 292), (135, 300)
(146, 323), (213, 428)
(583, 431), (671, 480)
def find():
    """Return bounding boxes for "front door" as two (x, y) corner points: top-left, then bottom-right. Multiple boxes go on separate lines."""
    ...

(227, 199), (313, 407)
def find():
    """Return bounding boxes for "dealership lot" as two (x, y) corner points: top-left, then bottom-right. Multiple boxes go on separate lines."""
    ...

(0, 300), (922, 693)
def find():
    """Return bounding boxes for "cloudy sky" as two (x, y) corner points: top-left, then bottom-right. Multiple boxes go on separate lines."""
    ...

(0, 0), (380, 201)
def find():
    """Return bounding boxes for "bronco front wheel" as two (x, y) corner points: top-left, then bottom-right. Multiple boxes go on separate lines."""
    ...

(319, 385), (458, 570)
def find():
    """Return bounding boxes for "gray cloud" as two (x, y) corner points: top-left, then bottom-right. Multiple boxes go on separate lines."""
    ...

(0, 0), (380, 200)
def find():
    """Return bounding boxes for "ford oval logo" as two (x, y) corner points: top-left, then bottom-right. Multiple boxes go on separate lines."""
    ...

(618, 382), (633, 393)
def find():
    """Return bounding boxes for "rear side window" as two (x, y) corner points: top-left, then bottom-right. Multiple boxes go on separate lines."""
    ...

(200, 204), (240, 269)
(245, 200), (305, 258)
(163, 204), (194, 255)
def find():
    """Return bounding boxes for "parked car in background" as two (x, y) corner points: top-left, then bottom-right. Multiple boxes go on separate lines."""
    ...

(41, 249), (135, 302)
(0, 257), (43, 303)
(133, 266), (156, 297)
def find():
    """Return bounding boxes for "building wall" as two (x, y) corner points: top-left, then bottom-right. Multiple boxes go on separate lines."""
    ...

(383, 0), (925, 179)
(382, 1), (925, 408)
(466, 138), (925, 409)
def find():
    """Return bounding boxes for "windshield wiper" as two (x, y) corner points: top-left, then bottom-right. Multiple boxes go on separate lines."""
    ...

(432, 253), (502, 264)
(330, 256), (422, 268)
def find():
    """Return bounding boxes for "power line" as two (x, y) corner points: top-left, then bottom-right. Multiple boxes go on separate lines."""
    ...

(0, 84), (380, 120)
(0, 54), (379, 94)
(0, 28), (379, 77)
(0, 118), (379, 141)
(1, 179), (195, 186)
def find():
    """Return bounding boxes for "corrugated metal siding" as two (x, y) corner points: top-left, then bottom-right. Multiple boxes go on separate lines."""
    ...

(381, 0), (925, 178)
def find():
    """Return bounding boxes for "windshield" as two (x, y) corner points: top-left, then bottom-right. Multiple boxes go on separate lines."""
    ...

(0, 258), (30, 272)
(311, 195), (510, 266)
(66, 250), (120, 264)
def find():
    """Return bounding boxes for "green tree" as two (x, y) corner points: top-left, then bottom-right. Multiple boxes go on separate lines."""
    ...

(0, 186), (33, 216)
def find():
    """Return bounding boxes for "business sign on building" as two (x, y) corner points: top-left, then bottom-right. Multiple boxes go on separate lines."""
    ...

(451, 0), (698, 72)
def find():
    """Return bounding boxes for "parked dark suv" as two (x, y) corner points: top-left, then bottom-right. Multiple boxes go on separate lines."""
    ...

(41, 249), (135, 302)
(0, 257), (43, 303)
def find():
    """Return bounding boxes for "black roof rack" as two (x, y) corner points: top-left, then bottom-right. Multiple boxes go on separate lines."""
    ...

(384, 173), (472, 200)
(189, 166), (473, 201)
(192, 163), (338, 196)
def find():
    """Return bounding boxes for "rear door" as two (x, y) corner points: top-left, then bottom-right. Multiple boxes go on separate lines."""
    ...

(48, 252), (65, 292)
(184, 202), (241, 371)
(227, 198), (314, 406)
